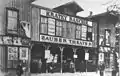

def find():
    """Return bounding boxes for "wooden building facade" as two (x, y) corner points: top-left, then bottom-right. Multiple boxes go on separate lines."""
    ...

(0, 0), (98, 76)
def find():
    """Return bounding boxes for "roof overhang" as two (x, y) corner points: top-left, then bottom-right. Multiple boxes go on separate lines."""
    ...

(53, 1), (84, 13)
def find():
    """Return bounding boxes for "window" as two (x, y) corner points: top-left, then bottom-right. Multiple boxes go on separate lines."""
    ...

(87, 27), (92, 41)
(67, 23), (75, 39)
(40, 17), (48, 34)
(62, 22), (67, 38)
(76, 25), (81, 39)
(56, 20), (63, 36)
(6, 8), (18, 34)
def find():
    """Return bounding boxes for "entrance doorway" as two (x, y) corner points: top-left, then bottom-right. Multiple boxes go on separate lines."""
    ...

(63, 47), (74, 72)
(75, 48), (85, 72)
(30, 44), (45, 73)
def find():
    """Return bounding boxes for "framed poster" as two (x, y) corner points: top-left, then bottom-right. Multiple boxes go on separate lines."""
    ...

(19, 47), (28, 60)
(8, 47), (18, 60)
(81, 25), (87, 40)
(48, 18), (55, 35)
(105, 29), (111, 46)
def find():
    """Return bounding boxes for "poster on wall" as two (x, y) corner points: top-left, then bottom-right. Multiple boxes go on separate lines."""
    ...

(8, 47), (18, 60)
(19, 47), (28, 60)
(105, 29), (111, 46)
(81, 25), (87, 40)
(48, 18), (55, 35)
(45, 50), (50, 59)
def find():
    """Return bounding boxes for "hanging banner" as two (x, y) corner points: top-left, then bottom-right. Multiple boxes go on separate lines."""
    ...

(8, 47), (18, 60)
(19, 47), (28, 60)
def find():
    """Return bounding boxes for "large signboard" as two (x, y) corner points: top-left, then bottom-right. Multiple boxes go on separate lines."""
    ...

(8, 47), (18, 60)
(40, 35), (92, 47)
(40, 9), (89, 25)
(0, 36), (30, 46)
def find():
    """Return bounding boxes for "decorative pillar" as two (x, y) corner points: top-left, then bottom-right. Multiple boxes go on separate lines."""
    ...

(43, 43), (51, 73)
(27, 43), (34, 76)
(85, 49), (89, 72)
(59, 46), (64, 73)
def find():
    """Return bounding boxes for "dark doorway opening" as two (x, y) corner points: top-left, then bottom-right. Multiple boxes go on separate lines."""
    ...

(63, 47), (74, 72)
(30, 44), (45, 73)
(75, 48), (85, 72)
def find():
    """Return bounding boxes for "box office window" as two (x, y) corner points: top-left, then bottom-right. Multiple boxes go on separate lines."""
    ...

(56, 20), (63, 36)
(40, 17), (48, 34)
(6, 8), (19, 35)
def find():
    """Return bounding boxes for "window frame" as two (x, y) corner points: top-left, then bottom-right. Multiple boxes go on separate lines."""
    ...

(6, 7), (19, 35)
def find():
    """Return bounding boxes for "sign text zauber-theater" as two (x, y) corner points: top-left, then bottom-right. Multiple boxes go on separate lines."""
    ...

(41, 9), (87, 25)
(40, 35), (92, 47)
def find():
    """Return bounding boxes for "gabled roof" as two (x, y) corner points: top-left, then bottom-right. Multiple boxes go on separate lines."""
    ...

(53, 1), (83, 13)
(88, 11), (118, 24)
(88, 11), (118, 21)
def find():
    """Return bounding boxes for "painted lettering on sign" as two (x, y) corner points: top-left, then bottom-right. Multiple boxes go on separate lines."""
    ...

(40, 35), (92, 47)
(40, 9), (89, 25)
(46, 10), (67, 21)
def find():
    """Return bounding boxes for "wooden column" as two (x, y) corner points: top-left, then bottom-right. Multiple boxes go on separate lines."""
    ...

(59, 46), (64, 73)
(73, 48), (77, 72)
(43, 44), (51, 73)
(0, 0), (8, 73)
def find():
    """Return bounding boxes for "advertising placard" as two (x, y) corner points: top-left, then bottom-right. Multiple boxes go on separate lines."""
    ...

(85, 53), (89, 60)
(45, 50), (50, 59)
(8, 47), (18, 60)
(99, 53), (104, 62)
(81, 25), (87, 40)
(19, 47), (28, 60)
